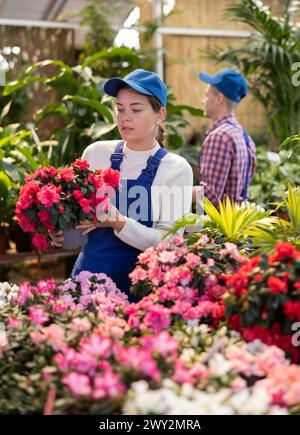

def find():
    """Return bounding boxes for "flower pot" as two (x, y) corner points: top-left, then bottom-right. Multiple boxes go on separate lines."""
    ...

(62, 228), (87, 250)
(0, 229), (9, 255)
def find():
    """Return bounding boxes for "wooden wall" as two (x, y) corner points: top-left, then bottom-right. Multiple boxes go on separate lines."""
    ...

(136, 0), (284, 136)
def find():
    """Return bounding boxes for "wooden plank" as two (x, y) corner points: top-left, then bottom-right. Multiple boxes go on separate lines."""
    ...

(0, 248), (79, 265)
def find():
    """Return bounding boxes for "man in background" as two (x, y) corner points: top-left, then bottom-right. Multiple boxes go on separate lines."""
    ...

(193, 69), (256, 207)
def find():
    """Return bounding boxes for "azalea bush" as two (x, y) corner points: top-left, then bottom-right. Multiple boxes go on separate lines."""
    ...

(16, 158), (120, 251)
(0, 273), (128, 414)
(127, 235), (247, 333)
(1, 262), (300, 414)
(224, 242), (300, 362)
(123, 325), (300, 415)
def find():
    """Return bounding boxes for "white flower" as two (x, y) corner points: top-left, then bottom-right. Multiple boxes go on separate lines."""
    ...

(229, 387), (271, 415)
(0, 282), (19, 307)
(180, 348), (196, 363)
(209, 353), (232, 377)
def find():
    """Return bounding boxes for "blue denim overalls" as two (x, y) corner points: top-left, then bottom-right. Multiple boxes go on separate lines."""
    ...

(72, 141), (167, 301)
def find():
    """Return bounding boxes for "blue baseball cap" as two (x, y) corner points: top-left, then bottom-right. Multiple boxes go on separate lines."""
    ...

(199, 69), (247, 103)
(103, 68), (167, 107)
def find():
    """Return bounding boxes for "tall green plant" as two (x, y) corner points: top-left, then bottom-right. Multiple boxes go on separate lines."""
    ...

(213, 0), (300, 142)
(2, 53), (203, 164)
(2, 58), (118, 166)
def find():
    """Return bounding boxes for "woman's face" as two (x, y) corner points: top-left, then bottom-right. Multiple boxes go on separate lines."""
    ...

(116, 87), (164, 144)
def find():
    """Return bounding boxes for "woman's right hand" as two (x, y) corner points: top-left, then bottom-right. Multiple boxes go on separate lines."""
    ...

(49, 230), (64, 248)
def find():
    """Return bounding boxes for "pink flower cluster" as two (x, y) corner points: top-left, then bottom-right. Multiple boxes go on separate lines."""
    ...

(16, 159), (120, 251)
(8, 272), (127, 328)
(127, 237), (245, 331)
(51, 328), (186, 399)
(223, 341), (300, 408)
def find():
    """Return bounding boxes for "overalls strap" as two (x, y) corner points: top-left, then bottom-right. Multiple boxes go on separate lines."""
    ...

(138, 147), (168, 184)
(110, 140), (125, 170)
(226, 121), (252, 201)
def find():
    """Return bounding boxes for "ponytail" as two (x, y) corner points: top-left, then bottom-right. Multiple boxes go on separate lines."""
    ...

(157, 124), (166, 148)
(147, 95), (167, 149)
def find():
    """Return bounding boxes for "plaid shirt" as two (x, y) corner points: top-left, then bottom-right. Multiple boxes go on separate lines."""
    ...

(199, 114), (256, 206)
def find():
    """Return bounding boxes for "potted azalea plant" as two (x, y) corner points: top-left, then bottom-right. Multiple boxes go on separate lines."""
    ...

(16, 158), (120, 252)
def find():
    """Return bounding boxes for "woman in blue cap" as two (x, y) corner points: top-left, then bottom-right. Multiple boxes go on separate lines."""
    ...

(52, 69), (193, 301)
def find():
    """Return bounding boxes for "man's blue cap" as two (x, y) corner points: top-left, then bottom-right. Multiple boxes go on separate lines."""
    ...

(103, 68), (167, 107)
(199, 69), (247, 103)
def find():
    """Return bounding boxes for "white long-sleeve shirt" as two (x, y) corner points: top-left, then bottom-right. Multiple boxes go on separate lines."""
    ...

(82, 140), (193, 252)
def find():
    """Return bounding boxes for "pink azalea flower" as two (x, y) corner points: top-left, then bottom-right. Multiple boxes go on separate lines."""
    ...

(41, 324), (65, 351)
(142, 305), (171, 331)
(7, 317), (22, 329)
(140, 331), (179, 358)
(80, 334), (112, 359)
(28, 306), (50, 326)
(62, 372), (92, 397)
(93, 370), (125, 399)
(37, 183), (61, 208)
(185, 252), (201, 268)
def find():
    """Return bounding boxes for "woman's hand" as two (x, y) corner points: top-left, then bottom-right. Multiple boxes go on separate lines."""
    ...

(48, 230), (64, 248)
(75, 205), (126, 235)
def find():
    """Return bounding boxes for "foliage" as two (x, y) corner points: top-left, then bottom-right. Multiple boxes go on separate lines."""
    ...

(213, 0), (300, 141)
(165, 198), (278, 252)
(249, 185), (300, 251)
(0, 123), (51, 227)
(249, 146), (300, 207)
(2, 54), (203, 166)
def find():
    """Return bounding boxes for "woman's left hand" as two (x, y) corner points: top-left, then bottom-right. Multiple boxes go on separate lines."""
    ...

(75, 205), (126, 235)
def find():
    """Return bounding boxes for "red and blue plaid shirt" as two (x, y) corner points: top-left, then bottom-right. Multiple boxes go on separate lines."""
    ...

(199, 114), (256, 206)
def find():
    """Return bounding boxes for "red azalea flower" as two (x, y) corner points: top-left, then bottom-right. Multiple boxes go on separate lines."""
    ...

(102, 167), (121, 189)
(70, 158), (90, 171)
(79, 198), (92, 213)
(275, 242), (298, 261)
(32, 233), (49, 252)
(283, 300), (300, 321)
(211, 302), (225, 320)
(57, 167), (75, 182)
(73, 190), (84, 200)
(267, 277), (288, 294)
(252, 273), (264, 282)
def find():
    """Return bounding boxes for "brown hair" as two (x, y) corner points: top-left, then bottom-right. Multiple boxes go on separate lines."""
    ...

(147, 95), (167, 148)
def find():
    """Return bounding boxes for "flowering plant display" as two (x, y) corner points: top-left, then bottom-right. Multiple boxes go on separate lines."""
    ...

(0, 273), (128, 414)
(15, 159), (120, 251)
(224, 242), (300, 362)
(127, 236), (246, 331)
(1, 269), (300, 414)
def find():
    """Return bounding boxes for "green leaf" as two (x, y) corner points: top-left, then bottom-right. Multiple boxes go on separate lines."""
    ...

(14, 145), (39, 171)
(35, 102), (69, 124)
(0, 101), (12, 119)
(63, 95), (114, 123)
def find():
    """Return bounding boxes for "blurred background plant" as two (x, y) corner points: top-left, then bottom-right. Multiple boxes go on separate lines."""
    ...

(248, 145), (300, 207)
(213, 0), (300, 142)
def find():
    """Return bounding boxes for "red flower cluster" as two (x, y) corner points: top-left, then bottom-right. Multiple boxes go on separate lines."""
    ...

(16, 159), (120, 252)
(224, 242), (300, 362)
